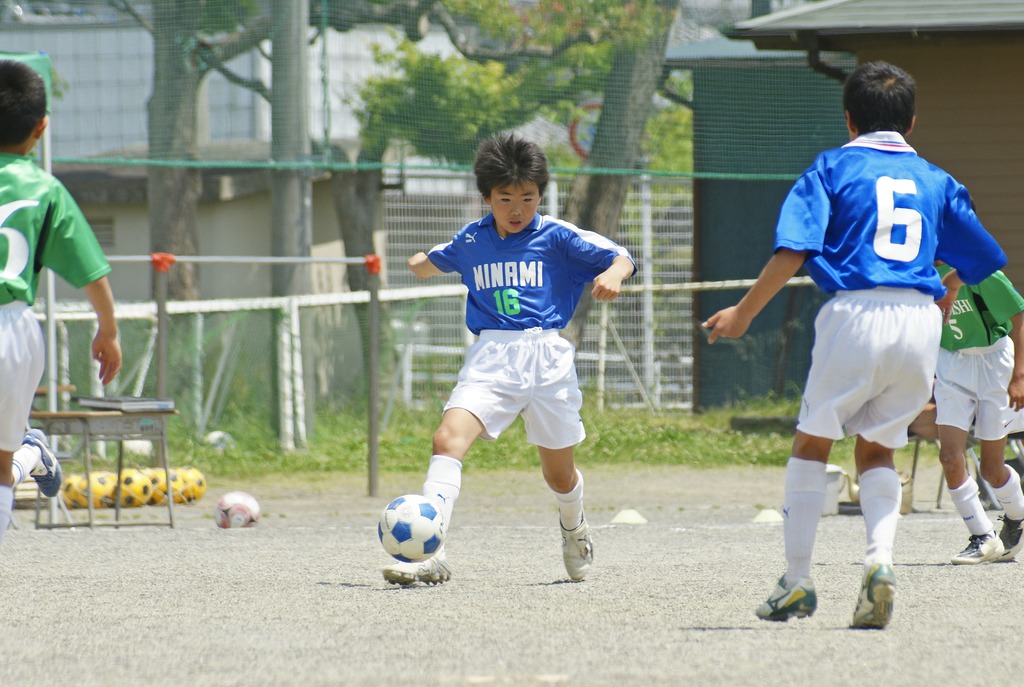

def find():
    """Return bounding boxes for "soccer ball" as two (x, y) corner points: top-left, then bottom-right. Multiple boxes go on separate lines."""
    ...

(61, 474), (89, 509)
(179, 466), (208, 503)
(88, 471), (117, 509)
(377, 494), (446, 563)
(203, 431), (236, 452)
(118, 469), (153, 507)
(146, 468), (186, 506)
(214, 491), (260, 528)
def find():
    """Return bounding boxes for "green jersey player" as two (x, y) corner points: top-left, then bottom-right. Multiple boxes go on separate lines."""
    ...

(0, 59), (122, 549)
(934, 263), (1024, 564)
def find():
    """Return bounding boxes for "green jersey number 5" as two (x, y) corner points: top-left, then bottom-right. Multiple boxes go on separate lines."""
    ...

(0, 200), (38, 280)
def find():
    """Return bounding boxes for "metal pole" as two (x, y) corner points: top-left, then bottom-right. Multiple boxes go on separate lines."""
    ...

(150, 253), (176, 399)
(156, 270), (168, 399)
(42, 114), (57, 412)
(640, 174), (656, 407)
(366, 255), (381, 497)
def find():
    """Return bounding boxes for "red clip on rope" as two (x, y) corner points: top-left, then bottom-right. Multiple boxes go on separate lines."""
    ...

(364, 254), (381, 275)
(150, 252), (177, 273)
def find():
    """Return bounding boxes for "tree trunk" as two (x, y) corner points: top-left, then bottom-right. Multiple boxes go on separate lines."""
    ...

(331, 168), (387, 385)
(561, 18), (674, 346)
(148, 1), (203, 300)
(331, 169), (382, 293)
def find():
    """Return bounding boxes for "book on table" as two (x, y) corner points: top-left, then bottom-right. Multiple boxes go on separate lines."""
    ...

(77, 397), (176, 412)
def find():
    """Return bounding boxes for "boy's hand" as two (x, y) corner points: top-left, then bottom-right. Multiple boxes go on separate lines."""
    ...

(702, 306), (751, 344)
(92, 333), (122, 385)
(935, 288), (958, 324)
(1010, 374), (1024, 412)
(591, 272), (624, 301)
(591, 256), (634, 301)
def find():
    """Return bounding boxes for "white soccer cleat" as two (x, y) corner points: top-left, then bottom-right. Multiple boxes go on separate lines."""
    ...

(950, 532), (1004, 565)
(561, 518), (594, 581)
(850, 563), (896, 629)
(756, 575), (817, 621)
(382, 545), (451, 586)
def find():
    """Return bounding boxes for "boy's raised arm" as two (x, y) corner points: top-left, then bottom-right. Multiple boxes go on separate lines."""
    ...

(703, 248), (807, 344)
(591, 255), (634, 302)
(408, 252), (444, 279)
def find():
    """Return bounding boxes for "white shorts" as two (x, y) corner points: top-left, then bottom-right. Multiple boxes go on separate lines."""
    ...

(444, 328), (586, 450)
(934, 337), (1024, 439)
(797, 288), (941, 449)
(0, 302), (45, 451)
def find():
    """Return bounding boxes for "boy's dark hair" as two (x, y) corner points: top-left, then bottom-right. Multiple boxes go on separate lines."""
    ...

(0, 59), (47, 147)
(473, 133), (549, 198)
(843, 61), (915, 135)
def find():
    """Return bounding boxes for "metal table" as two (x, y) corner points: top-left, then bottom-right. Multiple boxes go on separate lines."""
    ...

(29, 410), (178, 528)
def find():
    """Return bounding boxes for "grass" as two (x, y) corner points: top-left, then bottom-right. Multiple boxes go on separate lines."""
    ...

(157, 394), (934, 480)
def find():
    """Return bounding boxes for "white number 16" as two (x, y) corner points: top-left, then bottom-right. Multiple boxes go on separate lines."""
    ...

(874, 176), (922, 262)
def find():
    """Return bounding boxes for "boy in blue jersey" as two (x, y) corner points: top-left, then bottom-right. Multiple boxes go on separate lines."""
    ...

(932, 263), (1024, 564)
(383, 133), (635, 586)
(703, 61), (1006, 628)
(0, 60), (122, 547)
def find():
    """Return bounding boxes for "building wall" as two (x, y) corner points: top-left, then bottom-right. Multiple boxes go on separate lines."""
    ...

(58, 179), (346, 302)
(858, 40), (1024, 284)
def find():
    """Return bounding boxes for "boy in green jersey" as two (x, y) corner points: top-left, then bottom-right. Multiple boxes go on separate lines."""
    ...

(934, 262), (1024, 563)
(0, 60), (122, 546)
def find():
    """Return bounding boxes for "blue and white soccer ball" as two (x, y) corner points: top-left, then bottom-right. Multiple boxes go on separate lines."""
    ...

(378, 494), (446, 563)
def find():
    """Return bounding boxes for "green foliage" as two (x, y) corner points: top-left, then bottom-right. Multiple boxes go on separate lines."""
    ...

(645, 104), (693, 173)
(174, 396), (808, 479)
(198, 0), (259, 34)
(355, 1), (692, 172)
(357, 39), (531, 163)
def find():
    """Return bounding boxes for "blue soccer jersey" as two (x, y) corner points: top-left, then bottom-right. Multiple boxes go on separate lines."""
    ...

(775, 132), (1005, 297)
(427, 213), (634, 335)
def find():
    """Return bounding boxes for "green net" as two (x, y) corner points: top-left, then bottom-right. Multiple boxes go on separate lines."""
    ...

(5, 1), (856, 441)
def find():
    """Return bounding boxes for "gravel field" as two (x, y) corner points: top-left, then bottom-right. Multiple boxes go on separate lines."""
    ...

(1, 462), (1021, 687)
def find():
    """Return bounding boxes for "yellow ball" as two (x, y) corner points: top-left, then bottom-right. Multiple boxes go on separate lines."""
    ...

(146, 468), (185, 506)
(88, 471), (117, 509)
(61, 474), (89, 509)
(179, 467), (208, 503)
(117, 469), (153, 508)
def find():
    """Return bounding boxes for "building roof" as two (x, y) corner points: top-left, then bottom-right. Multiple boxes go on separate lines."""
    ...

(731, 0), (1024, 49)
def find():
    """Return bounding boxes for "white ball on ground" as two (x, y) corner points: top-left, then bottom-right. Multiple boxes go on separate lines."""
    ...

(203, 431), (236, 451)
(214, 491), (260, 528)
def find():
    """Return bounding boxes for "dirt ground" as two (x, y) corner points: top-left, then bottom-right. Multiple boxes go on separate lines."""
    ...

(3, 460), (1021, 687)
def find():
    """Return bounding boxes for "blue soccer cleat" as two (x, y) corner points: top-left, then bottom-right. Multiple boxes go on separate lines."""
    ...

(23, 429), (62, 498)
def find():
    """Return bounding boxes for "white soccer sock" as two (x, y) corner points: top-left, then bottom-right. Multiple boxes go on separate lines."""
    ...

(993, 465), (1024, 521)
(554, 469), (585, 530)
(10, 443), (41, 487)
(782, 457), (826, 583)
(0, 485), (12, 548)
(422, 454), (462, 528)
(860, 467), (903, 568)
(948, 476), (994, 536)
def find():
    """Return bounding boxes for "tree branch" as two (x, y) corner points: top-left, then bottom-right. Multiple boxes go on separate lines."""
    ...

(429, 2), (597, 64)
(195, 14), (274, 101)
(107, 0), (151, 33)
